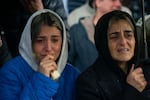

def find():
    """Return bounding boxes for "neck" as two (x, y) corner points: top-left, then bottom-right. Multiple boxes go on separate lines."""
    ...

(93, 10), (104, 25)
(118, 62), (128, 73)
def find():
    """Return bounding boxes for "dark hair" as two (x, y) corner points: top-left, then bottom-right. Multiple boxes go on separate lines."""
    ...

(31, 12), (63, 42)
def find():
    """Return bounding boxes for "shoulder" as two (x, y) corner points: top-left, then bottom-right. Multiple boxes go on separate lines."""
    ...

(65, 64), (80, 74)
(76, 66), (100, 95)
(69, 21), (86, 35)
(70, 21), (84, 30)
(62, 64), (80, 78)
(1, 56), (24, 68)
(77, 66), (96, 82)
(0, 56), (29, 76)
(76, 58), (110, 84)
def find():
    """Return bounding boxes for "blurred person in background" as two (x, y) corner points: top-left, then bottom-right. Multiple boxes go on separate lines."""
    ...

(136, 15), (150, 59)
(67, 0), (86, 13)
(68, 0), (122, 72)
(67, 0), (132, 27)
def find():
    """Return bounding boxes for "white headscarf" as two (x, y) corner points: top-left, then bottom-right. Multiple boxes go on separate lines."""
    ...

(19, 9), (68, 74)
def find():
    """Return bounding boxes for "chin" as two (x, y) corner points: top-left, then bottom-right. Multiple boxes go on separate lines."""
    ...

(119, 57), (132, 62)
(114, 55), (132, 62)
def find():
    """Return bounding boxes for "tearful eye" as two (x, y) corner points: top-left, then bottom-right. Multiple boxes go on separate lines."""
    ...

(108, 32), (119, 39)
(125, 31), (134, 39)
(110, 35), (118, 39)
(34, 38), (45, 43)
(51, 39), (59, 43)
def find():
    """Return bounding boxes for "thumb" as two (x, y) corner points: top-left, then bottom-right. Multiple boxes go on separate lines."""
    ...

(130, 64), (135, 73)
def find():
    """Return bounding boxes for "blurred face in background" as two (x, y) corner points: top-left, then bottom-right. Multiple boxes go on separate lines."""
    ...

(97, 0), (122, 14)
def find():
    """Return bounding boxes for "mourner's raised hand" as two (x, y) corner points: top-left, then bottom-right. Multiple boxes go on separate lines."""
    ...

(38, 55), (57, 78)
(126, 64), (147, 92)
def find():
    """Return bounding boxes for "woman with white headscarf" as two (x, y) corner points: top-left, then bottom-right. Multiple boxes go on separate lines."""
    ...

(0, 9), (79, 100)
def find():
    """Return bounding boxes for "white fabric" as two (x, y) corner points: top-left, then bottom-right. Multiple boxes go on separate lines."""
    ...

(19, 9), (68, 74)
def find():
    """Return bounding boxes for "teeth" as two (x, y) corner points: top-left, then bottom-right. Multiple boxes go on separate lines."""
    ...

(118, 48), (128, 52)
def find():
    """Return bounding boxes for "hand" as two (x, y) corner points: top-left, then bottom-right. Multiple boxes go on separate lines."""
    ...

(0, 36), (2, 47)
(126, 64), (147, 92)
(20, 0), (44, 13)
(38, 55), (57, 78)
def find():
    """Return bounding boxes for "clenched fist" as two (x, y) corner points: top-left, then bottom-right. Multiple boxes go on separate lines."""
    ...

(38, 55), (60, 80)
(126, 64), (147, 92)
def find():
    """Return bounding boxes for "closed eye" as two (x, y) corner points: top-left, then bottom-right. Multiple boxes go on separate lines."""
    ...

(124, 30), (134, 38)
(108, 32), (119, 39)
(34, 37), (45, 43)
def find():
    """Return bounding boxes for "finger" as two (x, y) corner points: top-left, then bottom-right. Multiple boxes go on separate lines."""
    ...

(135, 74), (145, 82)
(130, 64), (135, 73)
(39, 60), (57, 73)
(41, 55), (52, 62)
(48, 61), (57, 68)
(139, 74), (145, 78)
(134, 67), (143, 74)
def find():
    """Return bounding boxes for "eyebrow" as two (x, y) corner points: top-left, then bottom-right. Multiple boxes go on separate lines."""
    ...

(36, 34), (61, 38)
(108, 32), (119, 35)
(108, 30), (133, 35)
(124, 30), (133, 32)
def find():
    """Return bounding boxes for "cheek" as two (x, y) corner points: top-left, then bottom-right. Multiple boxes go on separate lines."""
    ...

(32, 43), (43, 55)
(54, 42), (62, 56)
(108, 41), (115, 51)
(55, 44), (62, 54)
(108, 41), (117, 57)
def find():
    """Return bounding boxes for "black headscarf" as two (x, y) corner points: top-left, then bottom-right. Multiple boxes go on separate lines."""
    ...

(94, 10), (138, 71)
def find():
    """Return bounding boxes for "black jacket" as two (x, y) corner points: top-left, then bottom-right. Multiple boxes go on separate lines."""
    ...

(76, 10), (150, 100)
(76, 57), (150, 100)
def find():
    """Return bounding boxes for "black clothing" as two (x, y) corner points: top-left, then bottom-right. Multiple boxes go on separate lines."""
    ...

(76, 57), (150, 100)
(76, 10), (150, 100)
(0, 34), (11, 66)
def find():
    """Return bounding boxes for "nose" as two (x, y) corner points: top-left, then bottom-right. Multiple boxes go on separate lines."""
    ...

(119, 34), (127, 46)
(115, 0), (122, 10)
(45, 40), (52, 52)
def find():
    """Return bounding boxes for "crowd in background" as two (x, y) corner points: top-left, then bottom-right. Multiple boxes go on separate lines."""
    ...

(0, 0), (150, 99)
(0, 0), (150, 67)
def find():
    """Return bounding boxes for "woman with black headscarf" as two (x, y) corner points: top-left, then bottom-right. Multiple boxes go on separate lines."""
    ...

(76, 10), (150, 100)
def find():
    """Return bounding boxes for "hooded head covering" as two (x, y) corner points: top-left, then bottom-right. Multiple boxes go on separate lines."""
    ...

(19, 9), (68, 74)
(94, 10), (138, 67)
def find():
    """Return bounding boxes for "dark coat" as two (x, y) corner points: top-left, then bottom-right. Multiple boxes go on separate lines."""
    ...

(68, 18), (98, 72)
(76, 57), (150, 100)
(76, 10), (150, 100)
